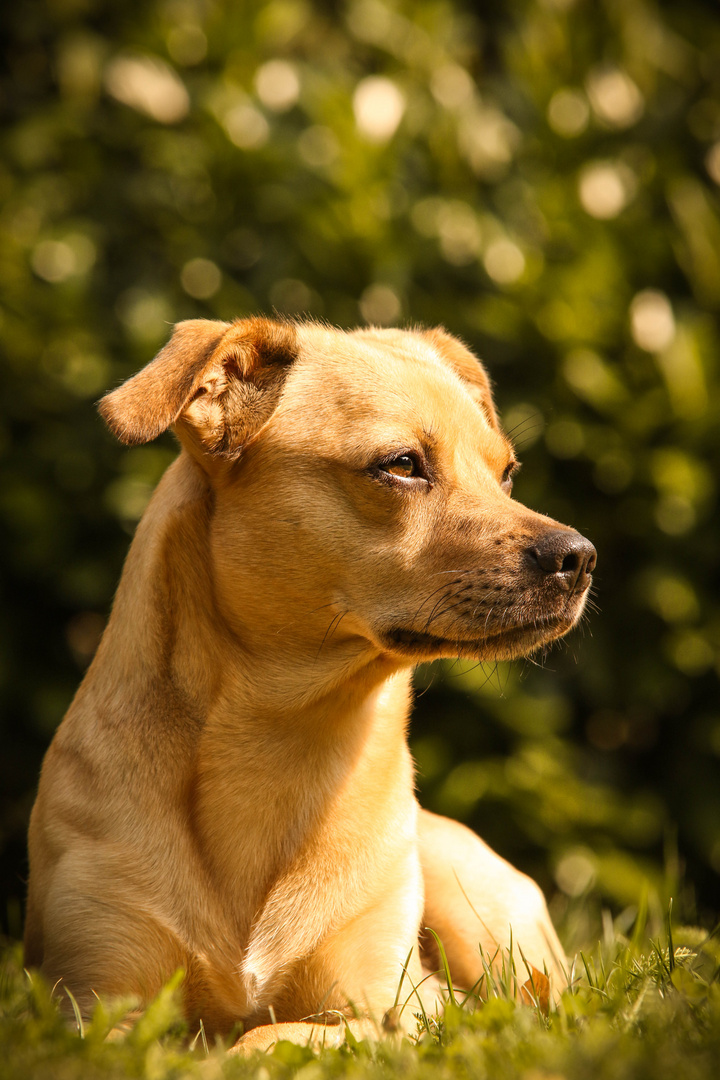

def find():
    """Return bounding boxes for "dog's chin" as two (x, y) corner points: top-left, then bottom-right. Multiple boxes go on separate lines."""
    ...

(379, 611), (582, 663)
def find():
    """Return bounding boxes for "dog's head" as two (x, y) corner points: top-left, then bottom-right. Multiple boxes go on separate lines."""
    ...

(99, 317), (595, 666)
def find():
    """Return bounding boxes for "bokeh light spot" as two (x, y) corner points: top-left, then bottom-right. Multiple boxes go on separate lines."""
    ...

(353, 76), (405, 142)
(436, 201), (481, 265)
(484, 239), (525, 284)
(104, 53), (190, 123)
(430, 64), (475, 109)
(586, 67), (644, 128)
(180, 257), (222, 299)
(166, 25), (207, 67)
(255, 60), (301, 112)
(297, 125), (340, 169)
(655, 495), (696, 535)
(359, 283), (401, 324)
(706, 141), (720, 186)
(269, 278), (320, 314)
(630, 290), (675, 352)
(644, 573), (699, 624)
(223, 102), (270, 149)
(579, 161), (635, 219)
(32, 235), (96, 283)
(555, 849), (597, 896)
(667, 631), (715, 676)
(547, 88), (589, 136)
(116, 288), (174, 343)
(545, 419), (585, 458)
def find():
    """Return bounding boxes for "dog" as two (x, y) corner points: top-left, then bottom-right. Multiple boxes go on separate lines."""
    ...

(24, 317), (596, 1051)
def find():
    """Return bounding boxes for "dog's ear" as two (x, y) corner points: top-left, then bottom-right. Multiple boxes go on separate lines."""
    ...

(98, 317), (298, 457)
(422, 327), (500, 432)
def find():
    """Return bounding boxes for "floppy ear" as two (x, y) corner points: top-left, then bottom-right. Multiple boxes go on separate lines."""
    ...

(422, 327), (500, 432)
(98, 317), (298, 457)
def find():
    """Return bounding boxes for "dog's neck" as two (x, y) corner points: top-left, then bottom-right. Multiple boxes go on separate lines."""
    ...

(88, 453), (417, 944)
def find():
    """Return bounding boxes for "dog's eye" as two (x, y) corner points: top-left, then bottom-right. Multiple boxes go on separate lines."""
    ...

(375, 452), (431, 486)
(382, 455), (419, 479)
(501, 461), (519, 493)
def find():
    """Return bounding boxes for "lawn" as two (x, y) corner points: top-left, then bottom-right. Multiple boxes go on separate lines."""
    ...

(2, 915), (718, 1080)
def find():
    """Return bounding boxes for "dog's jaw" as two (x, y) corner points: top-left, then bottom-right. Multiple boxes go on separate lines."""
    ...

(375, 568), (592, 664)
(378, 610), (584, 663)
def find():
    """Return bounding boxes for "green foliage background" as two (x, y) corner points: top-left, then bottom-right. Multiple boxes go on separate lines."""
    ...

(1, 0), (719, 937)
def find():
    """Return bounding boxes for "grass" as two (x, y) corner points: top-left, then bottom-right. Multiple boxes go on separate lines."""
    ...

(2, 913), (719, 1080)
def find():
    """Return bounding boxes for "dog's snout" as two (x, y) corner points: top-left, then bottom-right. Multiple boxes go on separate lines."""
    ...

(527, 530), (596, 593)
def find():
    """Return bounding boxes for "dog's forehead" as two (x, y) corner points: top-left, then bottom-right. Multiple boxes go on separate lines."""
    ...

(290, 325), (496, 438)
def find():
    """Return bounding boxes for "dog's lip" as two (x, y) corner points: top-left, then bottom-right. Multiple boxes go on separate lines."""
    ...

(379, 615), (573, 656)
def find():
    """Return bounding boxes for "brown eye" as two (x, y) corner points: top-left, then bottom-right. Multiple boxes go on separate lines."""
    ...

(501, 460), (519, 493)
(382, 454), (418, 479)
(372, 450), (433, 487)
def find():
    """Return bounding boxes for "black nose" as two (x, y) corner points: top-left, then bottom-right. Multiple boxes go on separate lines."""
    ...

(527, 530), (596, 593)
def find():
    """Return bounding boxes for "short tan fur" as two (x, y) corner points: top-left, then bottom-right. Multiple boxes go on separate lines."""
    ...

(25, 318), (596, 1050)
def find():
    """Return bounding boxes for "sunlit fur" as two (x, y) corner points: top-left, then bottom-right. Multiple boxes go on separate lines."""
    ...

(25, 319), (593, 1050)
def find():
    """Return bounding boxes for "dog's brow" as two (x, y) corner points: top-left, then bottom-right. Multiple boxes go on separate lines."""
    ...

(420, 423), (439, 445)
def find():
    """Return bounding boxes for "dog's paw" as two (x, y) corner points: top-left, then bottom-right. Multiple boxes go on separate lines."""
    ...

(230, 1019), (350, 1055)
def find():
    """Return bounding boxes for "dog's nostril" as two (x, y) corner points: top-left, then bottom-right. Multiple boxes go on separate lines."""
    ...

(528, 530), (596, 592)
(561, 552), (580, 575)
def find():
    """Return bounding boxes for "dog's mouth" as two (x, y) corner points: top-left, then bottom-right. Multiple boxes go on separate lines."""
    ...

(379, 609), (581, 662)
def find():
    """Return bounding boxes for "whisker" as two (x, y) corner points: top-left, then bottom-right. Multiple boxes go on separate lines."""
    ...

(414, 661), (441, 698)
(315, 609), (347, 661)
(422, 589), (456, 633)
(424, 597), (471, 630)
(414, 585), (457, 628)
(504, 412), (543, 441)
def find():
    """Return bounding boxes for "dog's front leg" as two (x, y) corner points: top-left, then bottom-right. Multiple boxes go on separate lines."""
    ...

(418, 809), (567, 1002)
(240, 810), (425, 1019)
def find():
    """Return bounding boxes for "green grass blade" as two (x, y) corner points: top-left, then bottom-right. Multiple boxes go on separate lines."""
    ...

(424, 927), (458, 1007)
(393, 947), (415, 1009)
(64, 987), (84, 1039)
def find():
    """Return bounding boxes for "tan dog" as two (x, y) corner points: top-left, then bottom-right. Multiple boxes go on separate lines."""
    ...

(24, 318), (595, 1050)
